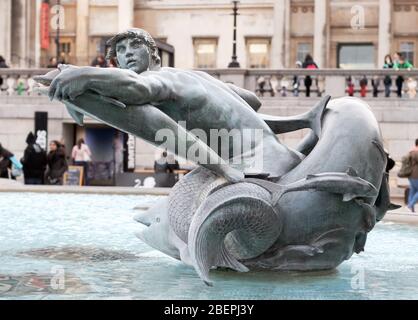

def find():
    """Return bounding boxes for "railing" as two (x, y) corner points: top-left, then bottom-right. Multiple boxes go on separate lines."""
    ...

(0, 69), (52, 96)
(200, 68), (418, 99)
(1, 68), (418, 99)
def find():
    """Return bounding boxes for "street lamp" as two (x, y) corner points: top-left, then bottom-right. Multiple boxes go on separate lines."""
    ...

(228, 0), (241, 68)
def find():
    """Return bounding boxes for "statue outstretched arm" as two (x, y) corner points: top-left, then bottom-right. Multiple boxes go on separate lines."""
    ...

(46, 65), (174, 105)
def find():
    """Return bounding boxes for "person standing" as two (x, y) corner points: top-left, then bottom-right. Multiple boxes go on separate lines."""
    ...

(0, 55), (9, 87)
(292, 61), (302, 97)
(45, 141), (68, 185)
(0, 143), (13, 179)
(407, 139), (418, 212)
(393, 52), (414, 98)
(154, 151), (179, 187)
(302, 54), (318, 97)
(383, 54), (393, 98)
(20, 132), (47, 185)
(47, 57), (58, 68)
(71, 138), (92, 186)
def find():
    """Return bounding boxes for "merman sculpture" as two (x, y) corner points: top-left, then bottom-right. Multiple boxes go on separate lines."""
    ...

(35, 28), (399, 286)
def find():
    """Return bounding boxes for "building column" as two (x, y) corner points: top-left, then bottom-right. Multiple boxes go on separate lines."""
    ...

(271, 0), (288, 69)
(314, 0), (328, 68)
(76, 0), (90, 66)
(35, 0), (42, 67)
(118, 0), (134, 32)
(378, 0), (391, 67)
(0, 0), (12, 64)
(10, 0), (29, 68)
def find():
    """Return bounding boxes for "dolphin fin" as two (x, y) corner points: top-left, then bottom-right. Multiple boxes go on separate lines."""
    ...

(389, 203), (402, 210)
(65, 105), (84, 126)
(258, 95), (330, 138)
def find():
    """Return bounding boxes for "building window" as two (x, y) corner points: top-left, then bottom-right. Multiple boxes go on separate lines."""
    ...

(338, 43), (375, 69)
(400, 42), (414, 65)
(193, 38), (218, 68)
(247, 38), (271, 68)
(297, 43), (312, 63)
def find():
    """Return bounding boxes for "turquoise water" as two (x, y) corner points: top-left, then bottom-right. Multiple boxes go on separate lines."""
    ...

(0, 192), (417, 300)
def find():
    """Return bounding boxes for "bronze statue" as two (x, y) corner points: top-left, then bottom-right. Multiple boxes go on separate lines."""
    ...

(35, 28), (399, 286)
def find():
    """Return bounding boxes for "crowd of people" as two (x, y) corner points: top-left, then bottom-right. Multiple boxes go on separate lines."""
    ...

(0, 134), (92, 186)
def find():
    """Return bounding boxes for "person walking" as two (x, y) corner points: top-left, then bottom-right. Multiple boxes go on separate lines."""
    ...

(71, 138), (92, 186)
(302, 54), (318, 98)
(45, 141), (68, 185)
(383, 54), (393, 98)
(407, 139), (418, 212)
(20, 132), (47, 185)
(393, 52), (414, 98)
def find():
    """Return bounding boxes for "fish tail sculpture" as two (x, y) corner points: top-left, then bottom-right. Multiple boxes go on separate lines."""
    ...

(188, 182), (281, 286)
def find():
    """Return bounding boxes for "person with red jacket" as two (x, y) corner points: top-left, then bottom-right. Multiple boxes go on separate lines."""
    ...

(302, 54), (318, 97)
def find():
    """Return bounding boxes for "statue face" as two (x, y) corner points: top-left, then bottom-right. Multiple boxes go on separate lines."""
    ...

(116, 37), (151, 74)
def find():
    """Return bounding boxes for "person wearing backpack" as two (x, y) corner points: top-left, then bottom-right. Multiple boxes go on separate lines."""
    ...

(20, 132), (48, 185)
(302, 54), (318, 97)
(407, 139), (418, 212)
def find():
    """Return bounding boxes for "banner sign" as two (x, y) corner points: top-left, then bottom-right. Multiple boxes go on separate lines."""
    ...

(40, 2), (50, 50)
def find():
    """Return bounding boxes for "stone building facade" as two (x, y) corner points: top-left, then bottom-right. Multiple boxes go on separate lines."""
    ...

(1, 0), (417, 69)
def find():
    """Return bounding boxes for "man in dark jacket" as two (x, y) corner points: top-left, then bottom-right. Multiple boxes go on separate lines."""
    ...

(21, 132), (47, 185)
(0, 143), (13, 179)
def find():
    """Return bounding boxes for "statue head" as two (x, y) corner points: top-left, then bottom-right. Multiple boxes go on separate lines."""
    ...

(106, 28), (161, 73)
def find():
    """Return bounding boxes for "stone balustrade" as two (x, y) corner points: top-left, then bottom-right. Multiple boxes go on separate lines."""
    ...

(199, 68), (418, 99)
(1, 68), (418, 99)
(0, 69), (52, 96)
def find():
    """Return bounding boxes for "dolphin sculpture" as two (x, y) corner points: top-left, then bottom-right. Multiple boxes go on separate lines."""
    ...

(35, 69), (399, 286)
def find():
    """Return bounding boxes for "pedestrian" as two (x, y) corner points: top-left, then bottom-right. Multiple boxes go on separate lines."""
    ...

(45, 140), (68, 185)
(359, 75), (368, 98)
(0, 143), (23, 180)
(71, 138), (92, 185)
(407, 139), (418, 212)
(393, 52), (414, 98)
(47, 57), (58, 68)
(347, 76), (355, 96)
(0, 143), (13, 179)
(0, 55), (9, 87)
(91, 54), (107, 68)
(293, 61), (302, 97)
(383, 54), (393, 98)
(154, 151), (177, 187)
(20, 132), (47, 185)
(302, 54), (318, 97)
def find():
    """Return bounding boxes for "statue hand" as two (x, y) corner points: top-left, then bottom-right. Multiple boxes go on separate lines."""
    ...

(48, 64), (88, 102)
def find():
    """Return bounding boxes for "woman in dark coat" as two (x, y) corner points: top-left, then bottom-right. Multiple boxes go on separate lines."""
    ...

(45, 140), (68, 185)
(21, 132), (47, 185)
(0, 143), (13, 179)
